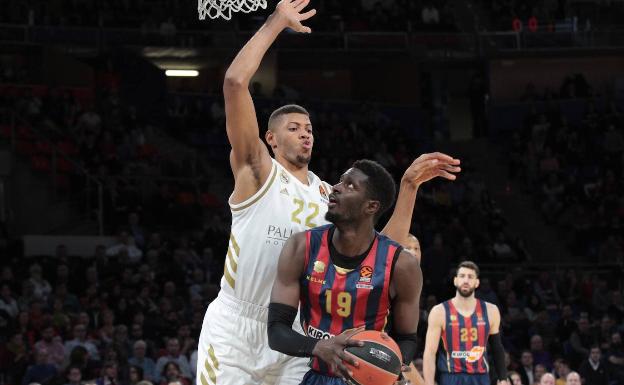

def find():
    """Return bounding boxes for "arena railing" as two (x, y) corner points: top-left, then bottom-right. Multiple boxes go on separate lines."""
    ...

(2, 23), (623, 53)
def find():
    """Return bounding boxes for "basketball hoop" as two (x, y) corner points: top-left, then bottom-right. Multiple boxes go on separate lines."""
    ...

(198, 0), (267, 20)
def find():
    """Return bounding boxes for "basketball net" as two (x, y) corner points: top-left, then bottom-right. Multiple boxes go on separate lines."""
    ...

(198, 0), (267, 20)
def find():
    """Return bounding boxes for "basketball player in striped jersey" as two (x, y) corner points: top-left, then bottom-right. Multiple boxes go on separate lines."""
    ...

(402, 234), (425, 385)
(268, 160), (423, 385)
(196, 0), (461, 384)
(423, 262), (509, 385)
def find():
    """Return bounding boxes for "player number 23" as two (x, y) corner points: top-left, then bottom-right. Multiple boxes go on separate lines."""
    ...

(291, 198), (319, 228)
(325, 289), (352, 317)
(460, 327), (478, 342)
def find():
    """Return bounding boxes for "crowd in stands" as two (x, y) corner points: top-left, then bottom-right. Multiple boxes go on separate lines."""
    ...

(0, 0), (457, 33)
(2, 79), (569, 385)
(2, 0), (623, 36)
(0, 53), (547, 385)
(0, 7), (622, 382)
(0, 82), (223, 234)
(478, 0), (622, 32)
(0, 54), (35, 85)
(0, 84), (161, 179)
(408, 263), (622, 385)
(0, 213), (623, 384)
(167, 85), (529, 266)
(504, 77), (624, 265)
(0, 212), (228, 385)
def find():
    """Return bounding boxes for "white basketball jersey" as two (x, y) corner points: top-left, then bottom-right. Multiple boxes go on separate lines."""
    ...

(222, 159), (332, 306)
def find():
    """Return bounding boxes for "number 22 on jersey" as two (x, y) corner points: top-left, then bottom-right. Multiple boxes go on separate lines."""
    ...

(291, 198), (320, 228)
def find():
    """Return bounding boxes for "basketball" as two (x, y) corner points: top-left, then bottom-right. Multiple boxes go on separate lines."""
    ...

(343, 330), (403, 385)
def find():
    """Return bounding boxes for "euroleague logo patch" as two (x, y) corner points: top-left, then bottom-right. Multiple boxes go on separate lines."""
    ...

(356, 266), (374, 290)
(359, 266), (373, 281)
(451, 346), (485, 362)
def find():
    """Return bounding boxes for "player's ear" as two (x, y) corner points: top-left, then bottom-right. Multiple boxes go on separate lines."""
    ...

(475, 278), (480, 288)
(365, 200), (380, 217)
(265, 129), (277, 150)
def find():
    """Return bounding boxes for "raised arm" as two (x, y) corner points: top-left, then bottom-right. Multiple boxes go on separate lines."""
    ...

(390, 250), (424, 365)
(381, 153), (460, 246)
(423, 305), (444, 385)
(225, 0), (316, 202)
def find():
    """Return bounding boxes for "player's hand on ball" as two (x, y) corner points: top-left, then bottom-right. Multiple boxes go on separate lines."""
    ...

(401, 152), (461, 188)
(274, 0), (316, 33)
(312, 327), (364, 380)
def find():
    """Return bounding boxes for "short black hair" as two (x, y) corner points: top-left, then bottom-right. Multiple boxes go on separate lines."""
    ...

(456, 261), (480, 278)
(351, 159), (396, 221)
(268, 104), (310, 131)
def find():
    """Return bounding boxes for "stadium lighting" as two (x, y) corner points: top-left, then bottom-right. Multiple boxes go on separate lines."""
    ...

(165, 70), (199, 77)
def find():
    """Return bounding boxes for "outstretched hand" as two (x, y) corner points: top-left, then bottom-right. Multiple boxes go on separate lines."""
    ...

(273, 0), (317, 33)
(402, 152), (461, 188)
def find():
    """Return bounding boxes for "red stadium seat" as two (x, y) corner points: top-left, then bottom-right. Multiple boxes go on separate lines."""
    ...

(57, 140), (78, 155)
(137, 144), (158, 159)
(17, 126), (34, 140)
(0, 125), (12, 138)
(16, 140), (35, 156)
(177, 191), (196, 205)
(56, 158), (73, 173)
(200, 192), (221, 208)
(31, 155), (50, 172)
(54, 174), (70, 190)
(35, 141), (52, 155)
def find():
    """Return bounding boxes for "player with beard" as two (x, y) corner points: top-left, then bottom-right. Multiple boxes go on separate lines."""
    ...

(423, 262), (509, 385)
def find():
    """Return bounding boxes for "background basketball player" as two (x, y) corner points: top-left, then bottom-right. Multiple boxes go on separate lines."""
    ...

(404, 234), (421, 262)
(401, 234), (423, 385)
(423, 262), (509, 385)
(268, 160), (422, 384)
(196, 0), (461, 384)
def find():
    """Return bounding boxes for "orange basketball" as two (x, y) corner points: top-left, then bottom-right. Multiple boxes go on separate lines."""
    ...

(343, 330), (403, 385)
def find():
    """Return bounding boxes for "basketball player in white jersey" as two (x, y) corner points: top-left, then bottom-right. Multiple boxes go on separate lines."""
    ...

(196, 1), (461, 385)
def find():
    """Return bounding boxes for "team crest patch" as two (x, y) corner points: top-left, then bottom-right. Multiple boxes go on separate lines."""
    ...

(280, 171), (289, 184)
(313, 261), (326, 273)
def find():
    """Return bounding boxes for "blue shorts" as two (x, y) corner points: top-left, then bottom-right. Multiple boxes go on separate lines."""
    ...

(439, 373), (490, 385)
(300, 370), (346, 385)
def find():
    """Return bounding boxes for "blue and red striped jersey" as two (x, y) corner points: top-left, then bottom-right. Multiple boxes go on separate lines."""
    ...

(436, 299), (491, 374)
(300, 224), (401, 375)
